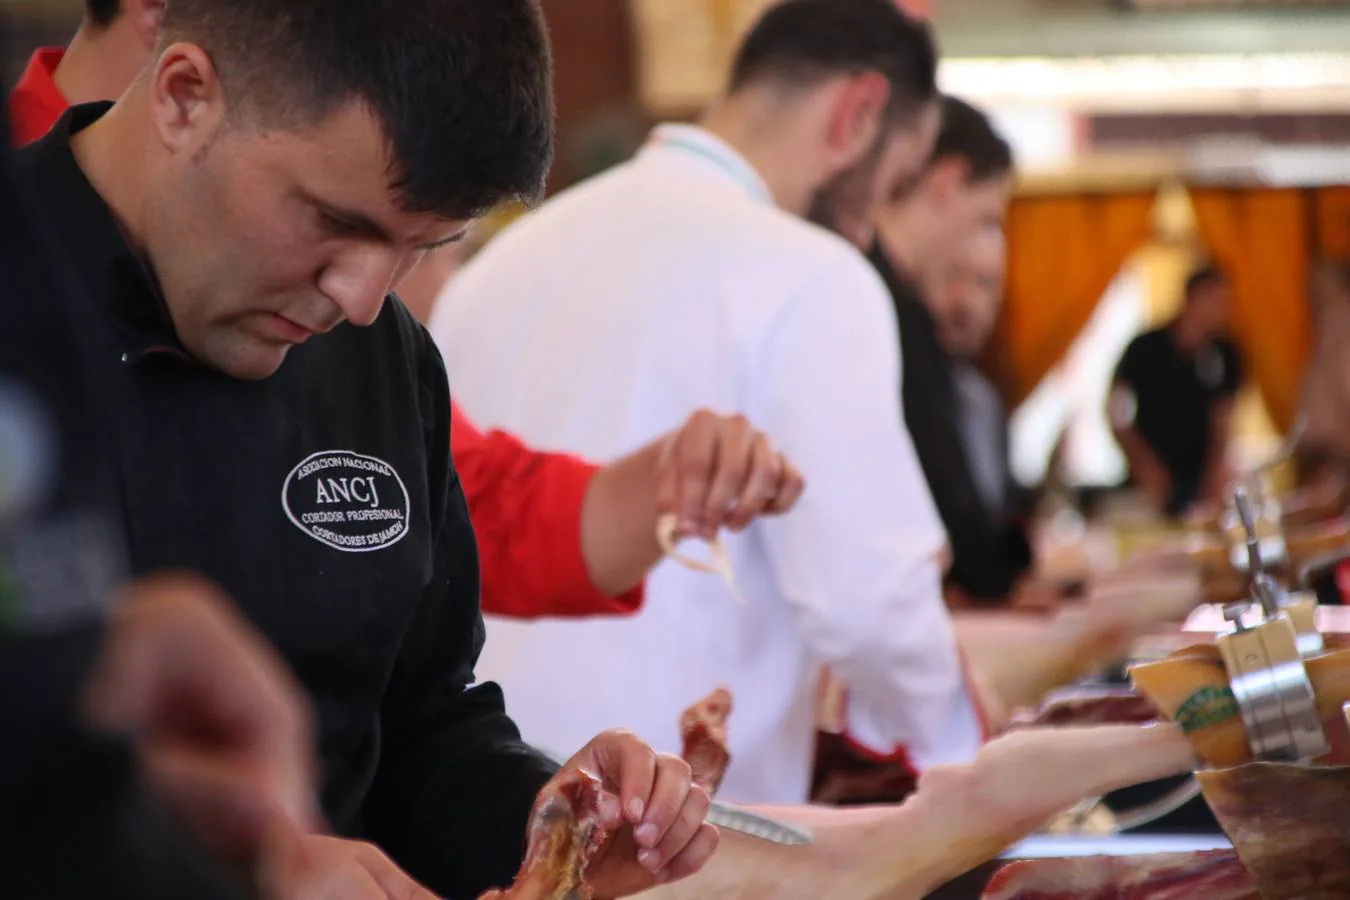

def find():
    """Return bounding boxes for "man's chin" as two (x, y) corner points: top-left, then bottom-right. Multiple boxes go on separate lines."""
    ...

(208, 344), (291, 381)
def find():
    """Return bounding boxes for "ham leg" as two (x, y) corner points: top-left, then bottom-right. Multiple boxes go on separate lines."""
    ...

(1198, 763), (1350, 899)
(478, 771), (610, 900)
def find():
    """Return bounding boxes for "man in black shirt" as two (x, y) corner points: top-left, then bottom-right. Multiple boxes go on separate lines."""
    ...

(870, 96), (1031, 607)
(1110, 266), (1243, 516)
(13, 2), (715, 897)
(0, 31), (342, 896)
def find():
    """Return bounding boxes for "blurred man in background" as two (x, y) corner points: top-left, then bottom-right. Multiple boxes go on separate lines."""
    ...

(432, 0), (989, 804)
(871, 96), (1032, 609)
(1110, 266), (1242, 516)
(1298, 258), (1350, 489)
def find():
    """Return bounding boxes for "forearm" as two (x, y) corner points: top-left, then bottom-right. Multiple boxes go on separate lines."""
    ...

(1113, 425), (1164, 480)
(955, 610), (1110, 715)
(580, 439), (664, 596)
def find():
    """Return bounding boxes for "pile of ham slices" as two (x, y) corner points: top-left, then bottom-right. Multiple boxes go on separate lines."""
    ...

(983, 641), (1350, 899)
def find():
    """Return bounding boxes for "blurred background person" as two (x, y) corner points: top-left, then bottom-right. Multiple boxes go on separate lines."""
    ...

(871, 95), (1036, 609)
(1109, 266), (1243, 517)
(1298, 258), (1350, 491)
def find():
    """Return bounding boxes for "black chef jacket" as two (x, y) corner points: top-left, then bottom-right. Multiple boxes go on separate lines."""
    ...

(1114, 326), (1243, 514)
(1, 96), (251, 898)
(15, 103), (557, 898)
(870, 243), (1032, 604)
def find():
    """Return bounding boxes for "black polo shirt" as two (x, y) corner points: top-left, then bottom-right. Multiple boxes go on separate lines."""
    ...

(870, 243), (1031, 604)
(2, 102), (251, 898)
(1114, 326), (1243, 512)
(14, 103), (556, 898)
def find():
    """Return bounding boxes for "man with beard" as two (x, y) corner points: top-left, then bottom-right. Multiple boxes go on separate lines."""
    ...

(430, 0), (987, 804)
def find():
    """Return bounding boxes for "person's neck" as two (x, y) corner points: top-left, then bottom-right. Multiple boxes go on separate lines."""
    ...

(69, 96), (154, 258)
(696, 94), (820, 218)
(873, 205), (931, 284)
(53, 24), (143, 107)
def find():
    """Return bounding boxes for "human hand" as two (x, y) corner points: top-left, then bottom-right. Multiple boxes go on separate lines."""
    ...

(1135, 461), (1172, 512)
(82, 572), (320, 864)
(552, 729), (718, 896)
(258, 830), (440, 900)
(655, 409), (804, 541)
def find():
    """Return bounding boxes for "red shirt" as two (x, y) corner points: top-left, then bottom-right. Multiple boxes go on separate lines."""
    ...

(8, 48), (67, 146)
(450, 404), (643, 617)
(9, 49), (644, 619)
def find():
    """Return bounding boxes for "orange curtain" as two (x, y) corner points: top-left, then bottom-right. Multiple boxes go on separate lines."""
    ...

(994, 192), (1158, 406)
(1188, 187), (1312, 432)
(1315, 185), (1350, 259)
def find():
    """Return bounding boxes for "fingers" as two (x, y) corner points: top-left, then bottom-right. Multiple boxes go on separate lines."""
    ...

(142, 740), (274, 862)
(699, 418), (755, 539)
(660, 409), (804, 539)
(85, 573), (321, 835)
(632, 754), (696, 869)
(352, 841), (442, 900)
(662, 410), (721, 538)
(657, 823), (720, 884)
(260, 832), (438, 900)
(644, 779), (710, 874)
(591, 729), (659, 828)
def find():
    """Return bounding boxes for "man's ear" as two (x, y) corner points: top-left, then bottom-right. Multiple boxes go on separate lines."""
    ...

(148, 42), (226, 158)
(824, 71), (891, 169)
(126, 0), (168, 52)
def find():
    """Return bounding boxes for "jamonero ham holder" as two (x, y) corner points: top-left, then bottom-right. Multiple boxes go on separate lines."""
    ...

(987, 484), (1350, 899)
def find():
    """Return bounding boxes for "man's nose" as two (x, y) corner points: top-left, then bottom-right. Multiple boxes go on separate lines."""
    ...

(317, 246), (412, 327)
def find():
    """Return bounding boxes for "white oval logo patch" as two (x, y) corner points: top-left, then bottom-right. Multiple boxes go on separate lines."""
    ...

(282, 451), (411, 553)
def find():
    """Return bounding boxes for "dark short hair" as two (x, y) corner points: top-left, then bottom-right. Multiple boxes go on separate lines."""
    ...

(159, 0), (555, 220)
(728, 0), (938, 126)
(1185, 265), (1227, 302)
(85, 0), (121, 28)
(929, 96), (1013, 183)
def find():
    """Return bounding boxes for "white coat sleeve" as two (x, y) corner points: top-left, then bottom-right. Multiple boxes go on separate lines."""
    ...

(749, 251), (983, 768)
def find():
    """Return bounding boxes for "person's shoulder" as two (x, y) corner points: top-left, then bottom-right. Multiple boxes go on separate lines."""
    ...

(1126, 327), (1168, 356)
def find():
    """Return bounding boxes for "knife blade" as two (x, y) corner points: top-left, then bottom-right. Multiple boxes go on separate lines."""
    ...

(705, 800), (813, 845)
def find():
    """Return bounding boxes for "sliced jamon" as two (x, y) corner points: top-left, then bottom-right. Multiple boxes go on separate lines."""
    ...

(680, 688), (732, 796)
(980, 850), (1257, 899)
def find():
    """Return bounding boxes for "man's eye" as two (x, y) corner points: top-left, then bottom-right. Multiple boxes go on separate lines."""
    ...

(318, 211), (357, 236)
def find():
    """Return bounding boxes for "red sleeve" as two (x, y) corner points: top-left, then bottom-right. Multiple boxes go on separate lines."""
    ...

(450, 401), (644, 618)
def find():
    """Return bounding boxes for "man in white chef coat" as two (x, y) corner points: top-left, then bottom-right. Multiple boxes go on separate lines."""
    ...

(430, 0), (986, 803)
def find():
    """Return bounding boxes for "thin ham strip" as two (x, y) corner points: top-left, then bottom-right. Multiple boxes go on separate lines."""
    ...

(680, 688), (733, 795)
(981, 850), (1257, 899)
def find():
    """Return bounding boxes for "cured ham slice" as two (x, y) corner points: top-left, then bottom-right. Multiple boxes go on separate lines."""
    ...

(980, 850), (1258, 899)
(1198, 763), (1350, 900)
(1011, 687), (1161, 729)
(479, 772), (609, 900)
(680, 688), (732, 795)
